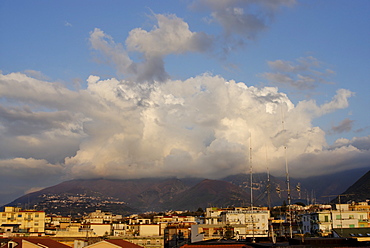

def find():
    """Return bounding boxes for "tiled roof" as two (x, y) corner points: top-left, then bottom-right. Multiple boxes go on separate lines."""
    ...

(105, 239), (144, 247)
(181, 244), (251, 248)
(25, 238), (71, 247)
(333, 227), (370, 238)
(1, 238), (70, 248)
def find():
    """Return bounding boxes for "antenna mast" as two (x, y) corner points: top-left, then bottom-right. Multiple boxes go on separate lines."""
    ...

(249, 133), (255, 243)
(265, 145), (271, 209)
(250, 134), (253, 209)
(281, 103), (293, 239)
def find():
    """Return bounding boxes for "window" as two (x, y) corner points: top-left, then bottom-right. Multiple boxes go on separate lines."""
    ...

(324, 216), (329, 222)
(349, 224), (355, 228)
(336, 215), (341, 220)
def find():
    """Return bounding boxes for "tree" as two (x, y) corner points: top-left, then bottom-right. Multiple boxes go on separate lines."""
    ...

(223, 224), (234, 239)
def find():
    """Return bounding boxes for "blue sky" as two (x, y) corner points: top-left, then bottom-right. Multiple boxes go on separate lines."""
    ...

(0, 0), (369, 205)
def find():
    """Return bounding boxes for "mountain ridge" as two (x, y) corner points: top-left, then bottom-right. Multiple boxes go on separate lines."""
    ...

(3, 167), (369, 216)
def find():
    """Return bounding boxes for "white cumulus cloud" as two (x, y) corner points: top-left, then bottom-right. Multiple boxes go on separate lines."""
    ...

(1, 71), (362, 182)
(0, 66), (367, 204)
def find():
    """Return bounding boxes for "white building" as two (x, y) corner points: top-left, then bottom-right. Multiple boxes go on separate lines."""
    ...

(301, 203), (370, 236)
(220, 209), (270, 237)
(192, 207), (270, 241)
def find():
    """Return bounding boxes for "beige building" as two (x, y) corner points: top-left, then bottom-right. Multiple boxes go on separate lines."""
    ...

(88, 223), (112, 237)
(84, 210), (123, 224)
(0, 207), (45, 235)
(153, 215), (196, 224)
(129, 224), (160, 236)
(53, 224), (97, 238)
(111, 223), (163, 248)
(45, 215), (71, 226)
(127, 216), (152, 225)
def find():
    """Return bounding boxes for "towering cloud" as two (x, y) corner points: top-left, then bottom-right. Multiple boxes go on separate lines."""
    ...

(1, 70), (363, 184)
(90, 14), (212, 83)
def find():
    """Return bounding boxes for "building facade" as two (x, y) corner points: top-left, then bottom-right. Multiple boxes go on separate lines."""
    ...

(0, 207), (45, 235)
(301, 202), (370, 236)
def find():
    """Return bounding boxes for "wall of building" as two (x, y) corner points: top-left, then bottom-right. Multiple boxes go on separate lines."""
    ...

(1, 207), (45, 233)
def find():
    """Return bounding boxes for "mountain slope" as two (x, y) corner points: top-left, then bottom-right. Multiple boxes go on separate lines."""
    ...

(5, 177), (203, 215)
(297, 167), (370, 203)
(332, 169), (370, 203)
(222, 173), (293, 206)
(166, 179), (251, 210)
(3, 168), (369, 216)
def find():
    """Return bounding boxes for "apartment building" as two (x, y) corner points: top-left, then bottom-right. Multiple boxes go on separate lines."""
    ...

(191, 207), (270, 241)
(0, 207), (45, 235)
(153, 215), (197, 224)
(301, 202), (370, 236)
(45, 215), (71, 226)
(220, 208), (270, 238)
(110, 222), (164, 248)
(83, 210), (123, 224)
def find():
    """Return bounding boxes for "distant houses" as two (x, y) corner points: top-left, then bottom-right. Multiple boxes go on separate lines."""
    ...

(1, 201), (370, 247)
